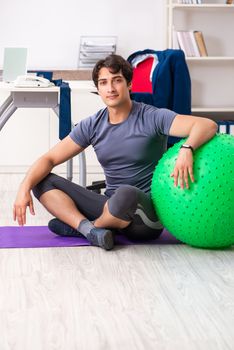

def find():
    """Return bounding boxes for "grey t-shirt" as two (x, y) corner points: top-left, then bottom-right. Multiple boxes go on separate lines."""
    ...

(70, 101), (177, 197)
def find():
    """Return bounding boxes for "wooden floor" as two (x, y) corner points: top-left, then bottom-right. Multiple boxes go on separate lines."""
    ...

(0, 174), (234, 350)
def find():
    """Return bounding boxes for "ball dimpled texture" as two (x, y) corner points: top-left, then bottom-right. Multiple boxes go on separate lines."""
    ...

(151, 134), (234, 248)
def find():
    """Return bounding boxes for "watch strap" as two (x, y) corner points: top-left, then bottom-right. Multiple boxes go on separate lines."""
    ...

(180, 144), (194, 153)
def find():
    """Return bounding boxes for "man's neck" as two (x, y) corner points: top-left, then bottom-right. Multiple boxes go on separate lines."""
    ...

(108, 100), (133, 125)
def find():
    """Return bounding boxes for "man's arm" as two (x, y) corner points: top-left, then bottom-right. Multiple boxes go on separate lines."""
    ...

(169, 114), (218, 189)
(13, 136), (84, 225)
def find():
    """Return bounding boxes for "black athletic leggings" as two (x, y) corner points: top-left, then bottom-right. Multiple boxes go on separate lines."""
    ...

(33, 173), (163, 241)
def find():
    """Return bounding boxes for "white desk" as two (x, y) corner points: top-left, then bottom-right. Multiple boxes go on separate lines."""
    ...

(0, 83), (60, 130)
(0, 82), (92, 186)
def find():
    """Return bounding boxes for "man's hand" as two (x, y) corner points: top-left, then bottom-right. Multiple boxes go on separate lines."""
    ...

(13, 190), (35, 226)
(170, 148), (195, 189)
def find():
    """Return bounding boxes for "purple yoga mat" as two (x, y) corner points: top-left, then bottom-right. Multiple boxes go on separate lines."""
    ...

(0, 226), (181, 249)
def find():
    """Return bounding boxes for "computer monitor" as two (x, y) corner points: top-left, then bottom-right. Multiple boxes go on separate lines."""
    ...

(2, 47), (28, 82)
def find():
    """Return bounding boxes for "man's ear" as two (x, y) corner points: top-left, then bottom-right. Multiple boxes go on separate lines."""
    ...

(128, 82), (132, 91)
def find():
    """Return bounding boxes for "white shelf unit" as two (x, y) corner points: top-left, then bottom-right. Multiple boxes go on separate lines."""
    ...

(167, 1), (234, 118)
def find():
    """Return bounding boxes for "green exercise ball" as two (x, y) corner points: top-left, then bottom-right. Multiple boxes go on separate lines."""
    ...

(151, 134), (234, 248)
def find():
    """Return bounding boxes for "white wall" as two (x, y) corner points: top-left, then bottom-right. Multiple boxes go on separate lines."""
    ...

(0, 0), (166, 69)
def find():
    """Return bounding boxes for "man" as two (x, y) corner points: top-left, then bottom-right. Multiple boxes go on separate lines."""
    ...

(13, 55), (217, 250)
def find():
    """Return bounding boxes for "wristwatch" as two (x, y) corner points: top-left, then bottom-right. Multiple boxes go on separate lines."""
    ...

(180, 144), (194, 153)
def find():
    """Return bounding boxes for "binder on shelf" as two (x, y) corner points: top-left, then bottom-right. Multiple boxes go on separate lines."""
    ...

(188, 31), (200, 57)
(217, 121), (229, 134)
(216, 120), (234, 135)
(176, 31), (187, 54)
(228, 120), (234, 135)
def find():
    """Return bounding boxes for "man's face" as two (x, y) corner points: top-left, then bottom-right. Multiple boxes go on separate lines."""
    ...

(97, 67), (132, 108)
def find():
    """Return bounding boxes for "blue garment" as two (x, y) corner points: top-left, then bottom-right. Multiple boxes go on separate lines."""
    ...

(52, 79), (71, 140)
(128, 49), (191, 146)
(128, 49), (191, 115)
(35, 71), (53, 81)
(35, 72), (71, 140)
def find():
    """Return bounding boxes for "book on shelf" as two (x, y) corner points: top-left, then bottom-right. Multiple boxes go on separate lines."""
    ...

(176, 1), (202, 3)
(194, 31), (208, 57)
(175, 30), (208, 57)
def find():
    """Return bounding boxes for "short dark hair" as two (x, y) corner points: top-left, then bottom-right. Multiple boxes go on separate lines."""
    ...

(92, 54), (133, 87)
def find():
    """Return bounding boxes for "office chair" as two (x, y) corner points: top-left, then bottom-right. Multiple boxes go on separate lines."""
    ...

(86, 49), (192, 193)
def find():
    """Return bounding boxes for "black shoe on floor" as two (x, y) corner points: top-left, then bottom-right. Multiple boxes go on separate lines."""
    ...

(87, 227), (114, 251)
(48, 218), (83, 237)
